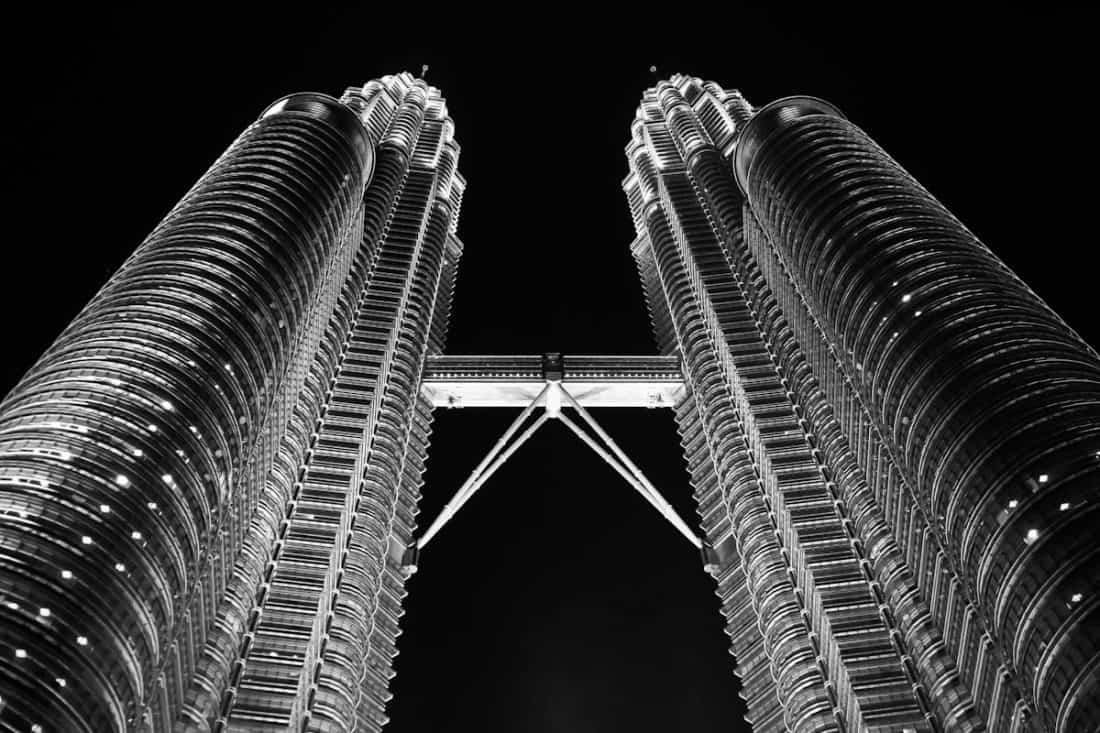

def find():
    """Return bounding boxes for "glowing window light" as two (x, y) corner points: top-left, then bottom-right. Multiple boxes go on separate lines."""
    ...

(1060, 502), (1070, 511)
(1008, 499), (1019, 509)
(99, 504), (111, 514)
(132, 448), (143, 457)
(1025, 528), (1040, 544)
(81, 535), (93, 545)
(131, 531), (142, 540)
(76, 636), (88, 646)
(38, 608), (50, 618)
(1038, 474), (1049, 483)
(115, 475), (130, 487)
(14, 649), (27, 659)
(115, 563), (126, 572)
(61, 570), (73, 580)
(147, 501), (158, 510)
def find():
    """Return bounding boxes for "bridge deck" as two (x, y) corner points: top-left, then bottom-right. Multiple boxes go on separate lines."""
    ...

(420, 354), (686, 408)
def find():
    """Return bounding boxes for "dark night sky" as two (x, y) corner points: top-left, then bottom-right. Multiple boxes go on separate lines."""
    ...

(4, 6), (1096, 732)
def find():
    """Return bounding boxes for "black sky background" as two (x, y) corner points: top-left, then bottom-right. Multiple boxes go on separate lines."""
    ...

(3, 6), (1096, 732)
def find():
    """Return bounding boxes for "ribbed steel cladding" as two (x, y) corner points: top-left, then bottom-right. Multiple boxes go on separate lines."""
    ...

(0, 97), (369, 731)
(736, 212), (984, 731)
(677, 117), (984, 729)
(217, 131), (415, 728)
(642, 88), (880, 726)
(352, 196), (453, 730)
(743, 112), (1100, 730)
(630, 182), (787, 728)
(629, 161), (840, 729)
(178, 209), (373, 730)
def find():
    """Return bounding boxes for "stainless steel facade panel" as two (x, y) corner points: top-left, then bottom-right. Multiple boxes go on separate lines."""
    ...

(0, 72), (464, 733)
(736, 99), (1100, 731)
(625, 74), (1098, 732)
(0, 94), (371, 730)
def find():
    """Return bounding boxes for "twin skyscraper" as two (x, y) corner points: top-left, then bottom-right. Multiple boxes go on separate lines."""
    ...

(0, 72), (1096, 732)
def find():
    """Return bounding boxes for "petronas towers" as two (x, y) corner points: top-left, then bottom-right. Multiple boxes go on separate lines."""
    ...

(0, 72), (1096, 732)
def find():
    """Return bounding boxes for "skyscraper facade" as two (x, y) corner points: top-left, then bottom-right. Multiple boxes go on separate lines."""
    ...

(0, 73), (464, 731)
(1, 69), (1097, 733)
(624, 75), (1099, 732)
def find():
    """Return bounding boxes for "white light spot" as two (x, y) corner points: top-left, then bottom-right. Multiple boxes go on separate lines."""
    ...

(61, 570), (73, 580)
(901, 293), (911, 303)
(147, 501), (158, 510)
(160, 400), (173, 411)
(114, 475), (130, 488)
(99, 504), (111, 514)
(60, 451), (73, 461)
(132, 448), (143, 457)
(1025, 528), (1040, 543)
(81, 535), (93, 545)
(76, 635), (88, 646)
(187, 360), (197, 367)
(1071, 592), (1084, 603)
(38, 608), (51, 618)
(1038, 474), (1049, 483)
(224, 363), (233, 371)
(147, 424), (158, 432)
(108, 378), (122, 387)
(131, 531), (142, 540)
(6, 601), (19, 610)
(891, 280), (898, 286)
(14, 649), (27, 659)
(914, 310), (922, 317)
(1008, 500), (1018, 509)
(115, 563), (126, 572)
(189, 425), (199, 434)
(56, 677), (66, 687)
(162, 474), (173, 484)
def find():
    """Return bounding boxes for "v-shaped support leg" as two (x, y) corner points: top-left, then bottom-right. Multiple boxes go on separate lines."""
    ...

(407, 380), (720, 578)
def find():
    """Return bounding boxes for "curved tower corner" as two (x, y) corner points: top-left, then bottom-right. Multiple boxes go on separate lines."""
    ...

(624, 74), (1099, 732)
(0, 72), (465, 733)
